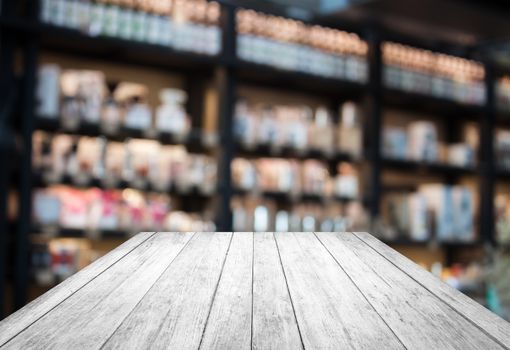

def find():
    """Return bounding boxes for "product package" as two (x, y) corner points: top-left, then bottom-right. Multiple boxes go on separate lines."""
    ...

(447, 143), (475, 167)
(36, 64), (61, 118)
(116, 82), (152, 132)
(338, 102), (363, 158)
(334, 162), (359, 199)
(383, 126), (408, 159)
(419, 184), (456, 241)
(60, 69), (106, 128)
(309, 107), (335, 155)
(155, 88), (190, 137)
(408, 121), (438, 162)
(408, 192), (429, 241)
(452, 187), (475, 241)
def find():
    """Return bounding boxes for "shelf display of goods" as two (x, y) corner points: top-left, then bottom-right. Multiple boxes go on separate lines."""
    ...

(0, 0), (503, 318)
(232, 157), (360, 201)
(36, 64), (200, 141)
(236, 9), (367, 81)
(382, 120), (477, 168)
(381, 184), (476, 243)
(382, 42), (485, 105)
(33, 132), (218, 195)
(231, 197), (368, 232)
(234, 100), (363, 158)
(31, 238), (96, 286)
(32, 185), (216, 235)
(40, 0), (222, 55)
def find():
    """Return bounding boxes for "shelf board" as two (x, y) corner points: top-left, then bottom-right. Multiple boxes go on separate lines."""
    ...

(4, 18), (367, 97)
(496, 167), (510, 180)
(35, 22), (220, 73)
(32, 226), (130, 239)
(235, 142), (358, 163)
(383, 88), (483, 118)
(382, 184), (418, 193)
(35, 117), (214, 152)
(33, 173), (217, 199)
(235, 59), (366, 98)
(381, 237), (482, 248)
(496, 110), (510, 127)
(233, 188), (362, 204)
(382, 158), (477, 175)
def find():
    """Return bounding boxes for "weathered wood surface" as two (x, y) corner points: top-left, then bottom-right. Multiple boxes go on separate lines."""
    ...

(0, 232), (509, 350)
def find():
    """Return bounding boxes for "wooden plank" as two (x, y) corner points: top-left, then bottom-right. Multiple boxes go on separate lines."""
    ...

(199, 232), (253, 350)
(102, 232), (232, 350)
(317, 232), (506, 350)
(1, 232), (195, 350)
(0, 231), (156, 347)
(252, 232), (303, 350)
(274, 232), (405, 349)
(354, 232), (510, 347)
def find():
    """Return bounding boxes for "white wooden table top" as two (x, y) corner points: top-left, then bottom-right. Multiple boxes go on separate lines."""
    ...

(1, 232), (510, 350)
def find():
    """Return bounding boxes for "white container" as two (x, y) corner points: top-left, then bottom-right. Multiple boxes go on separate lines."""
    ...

(155, 88), (189, 135)
(36, 64), (61, 118)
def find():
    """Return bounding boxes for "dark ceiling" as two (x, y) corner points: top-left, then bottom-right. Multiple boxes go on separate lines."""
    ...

(316, 0), (510, 47)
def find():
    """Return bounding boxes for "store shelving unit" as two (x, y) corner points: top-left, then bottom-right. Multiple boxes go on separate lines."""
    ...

(380, 237), (483, 248)
(36, 22), (222, 71)
(0, 0), (505, 316)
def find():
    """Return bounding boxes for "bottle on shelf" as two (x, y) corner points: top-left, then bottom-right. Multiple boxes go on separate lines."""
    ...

(155, 88), (190, 140)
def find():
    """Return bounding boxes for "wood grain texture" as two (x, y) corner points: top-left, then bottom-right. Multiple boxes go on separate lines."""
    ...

(199, 232), (253, 350)
(101, 232), (232, 350)
(274, 232), (405, 349)
(252, 232), (303, 350)
(2, 231), (509, 350)
(317, 232), (506, 350)
(1, 232), (195, 350)
(354, 231), (510, 347)
(0, 231), (156, 347)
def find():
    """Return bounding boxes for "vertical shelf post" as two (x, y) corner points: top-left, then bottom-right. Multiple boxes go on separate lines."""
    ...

(185, 75), (206, 131)
(0, 0), (17, 320)
(14, 0), (39, 310)
(479, 60), (496, 246)
(365, 28), (383, 222)
(215, 3), (237, 231)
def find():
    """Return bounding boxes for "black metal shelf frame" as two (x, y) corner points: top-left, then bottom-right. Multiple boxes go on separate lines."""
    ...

(0, 0), (502, 315)
(33, 173), (217, 199)
(232, 188), (365, 205)
(35, 117), (216, 153)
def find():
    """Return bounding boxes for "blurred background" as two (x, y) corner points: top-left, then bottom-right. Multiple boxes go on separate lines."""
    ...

(1, 0), (510, 321)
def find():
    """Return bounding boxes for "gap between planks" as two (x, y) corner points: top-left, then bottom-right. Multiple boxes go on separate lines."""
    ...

(351, 231), (510, 349)
(313, 232), (407, 348)
(98, 232), (200, 350)
(3, 232), (508, 350)
(0, 232), (158, 347)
